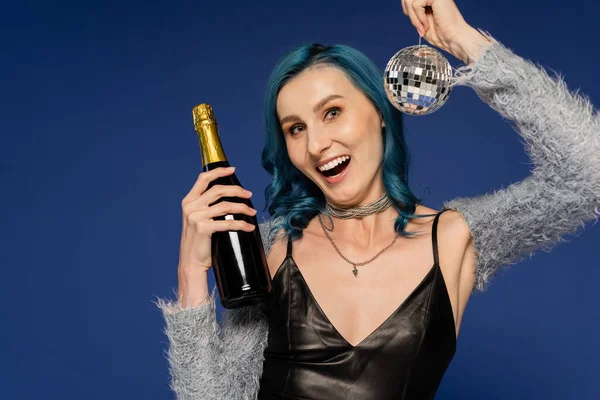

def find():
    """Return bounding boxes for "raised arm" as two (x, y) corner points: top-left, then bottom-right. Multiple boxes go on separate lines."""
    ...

(154, 219), (277, 400)
(441, 29), (600, 292)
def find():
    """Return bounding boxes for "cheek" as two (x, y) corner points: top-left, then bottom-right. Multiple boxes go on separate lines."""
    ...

(343, 119), (380, 149)
(333, 119), (360, 147)
(354, 127), (385, 163)
(342, 110), (378, 138)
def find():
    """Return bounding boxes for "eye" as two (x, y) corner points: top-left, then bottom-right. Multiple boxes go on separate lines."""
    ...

(285, 107), (341, 137)
(325, 107), (341, 121)
(288, 124), (305, 137)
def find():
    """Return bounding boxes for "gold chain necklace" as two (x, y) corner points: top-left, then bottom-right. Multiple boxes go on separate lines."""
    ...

(317, 213), (400, 277)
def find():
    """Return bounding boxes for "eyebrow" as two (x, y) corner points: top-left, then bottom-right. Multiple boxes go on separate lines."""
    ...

(279, 94), (344, 126)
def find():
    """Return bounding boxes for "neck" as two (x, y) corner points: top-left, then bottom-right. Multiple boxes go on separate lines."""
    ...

(326, 192), (393, 219)
(321, 201), (401, 250)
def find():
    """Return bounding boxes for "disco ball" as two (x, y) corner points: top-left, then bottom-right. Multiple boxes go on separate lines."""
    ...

(383, 45), (453, 116)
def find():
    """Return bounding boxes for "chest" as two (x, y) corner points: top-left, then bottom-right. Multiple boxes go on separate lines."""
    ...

(272, 234), (442, 347)
(260, 253), (457, 399)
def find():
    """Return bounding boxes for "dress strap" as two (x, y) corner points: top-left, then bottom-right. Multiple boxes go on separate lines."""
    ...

(286, 233), (293, 257)
(432, 210), (447, 266)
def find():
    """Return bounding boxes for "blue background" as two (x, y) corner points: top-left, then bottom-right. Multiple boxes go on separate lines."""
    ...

(1, 0), (598, 398)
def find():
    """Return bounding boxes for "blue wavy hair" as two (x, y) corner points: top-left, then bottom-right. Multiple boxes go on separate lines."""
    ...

(261, 43), (436, 241)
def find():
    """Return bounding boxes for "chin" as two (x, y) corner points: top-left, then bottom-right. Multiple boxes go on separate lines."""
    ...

(322, 187), (365, 206)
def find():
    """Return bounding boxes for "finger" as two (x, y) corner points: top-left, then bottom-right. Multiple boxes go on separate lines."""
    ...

(193, 201), (257, 220)
(412, 0), (430, 32)
(401, 0), (407, 15)
(201, 184), (252, 207)
(182, 167), (236, 205)
(405, 0), (425, 36)
(196, 218), (256, 234)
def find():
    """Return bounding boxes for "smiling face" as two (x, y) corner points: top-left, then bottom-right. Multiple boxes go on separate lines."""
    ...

(276, 64), (386, 207)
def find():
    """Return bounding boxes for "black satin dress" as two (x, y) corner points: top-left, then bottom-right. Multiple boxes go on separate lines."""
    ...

(257, 210), (457, 400)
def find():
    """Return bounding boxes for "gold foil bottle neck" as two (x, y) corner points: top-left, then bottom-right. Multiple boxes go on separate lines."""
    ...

(192, 104), (217, 129)
(192, 103), (227, 168)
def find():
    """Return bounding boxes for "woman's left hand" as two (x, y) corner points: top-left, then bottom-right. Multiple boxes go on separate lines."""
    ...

(401, 0), (491, 63)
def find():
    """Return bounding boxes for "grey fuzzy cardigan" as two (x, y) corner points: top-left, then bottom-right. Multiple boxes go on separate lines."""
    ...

(154, 30), (600, 400)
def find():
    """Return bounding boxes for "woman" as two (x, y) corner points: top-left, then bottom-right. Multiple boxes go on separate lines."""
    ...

(155, 1), (599, 399)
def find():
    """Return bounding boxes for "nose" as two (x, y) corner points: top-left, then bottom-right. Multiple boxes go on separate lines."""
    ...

(306, 126), (332, 158)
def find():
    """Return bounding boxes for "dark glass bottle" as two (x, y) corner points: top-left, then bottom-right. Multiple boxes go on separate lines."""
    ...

(192, 103), (271, 309)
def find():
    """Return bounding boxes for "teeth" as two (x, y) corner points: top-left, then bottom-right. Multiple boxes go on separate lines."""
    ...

(318, 155), (350, 172)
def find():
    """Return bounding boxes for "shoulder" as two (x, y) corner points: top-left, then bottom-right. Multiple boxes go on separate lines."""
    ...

(413, 204), (471, 241)
(259, 217), (286, 253)
(417, 204), (475, 282)
(428, 206), (474, 269)
(439, 208), (473, 243)
(435, 206), (477, 298)
(435, 208), (475, 272)
(419, 205), (476, 317)
(259, 217), (289, 279)
(406, 205), (474, 268)
(410, 204), (471, 243)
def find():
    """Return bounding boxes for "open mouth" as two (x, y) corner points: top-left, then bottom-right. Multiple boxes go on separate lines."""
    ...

(317, 157), (351, 178)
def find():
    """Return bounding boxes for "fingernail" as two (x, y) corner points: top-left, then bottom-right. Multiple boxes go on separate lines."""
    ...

(227, 166), (235, 170)
(245, 190), (252, 195)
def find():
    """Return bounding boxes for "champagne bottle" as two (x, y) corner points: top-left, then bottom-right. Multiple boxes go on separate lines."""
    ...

(192, 103), (271, 309)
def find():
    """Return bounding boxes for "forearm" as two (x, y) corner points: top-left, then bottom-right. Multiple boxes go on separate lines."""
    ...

(448, 25), (494, 65)
(153, 220), (278, 399)
(177, 268), (211, 309)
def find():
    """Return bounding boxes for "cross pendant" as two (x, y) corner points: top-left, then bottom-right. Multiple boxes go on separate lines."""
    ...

(352, 266), (358, 277)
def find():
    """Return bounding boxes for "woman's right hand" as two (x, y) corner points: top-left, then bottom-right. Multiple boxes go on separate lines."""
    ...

(177, 166), (257, 306)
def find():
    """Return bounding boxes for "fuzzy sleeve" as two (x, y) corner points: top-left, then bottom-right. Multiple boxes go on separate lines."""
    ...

(153, 219), (277, 400)
(154, 287), (230, 400)
(441, 29), (600, 293)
